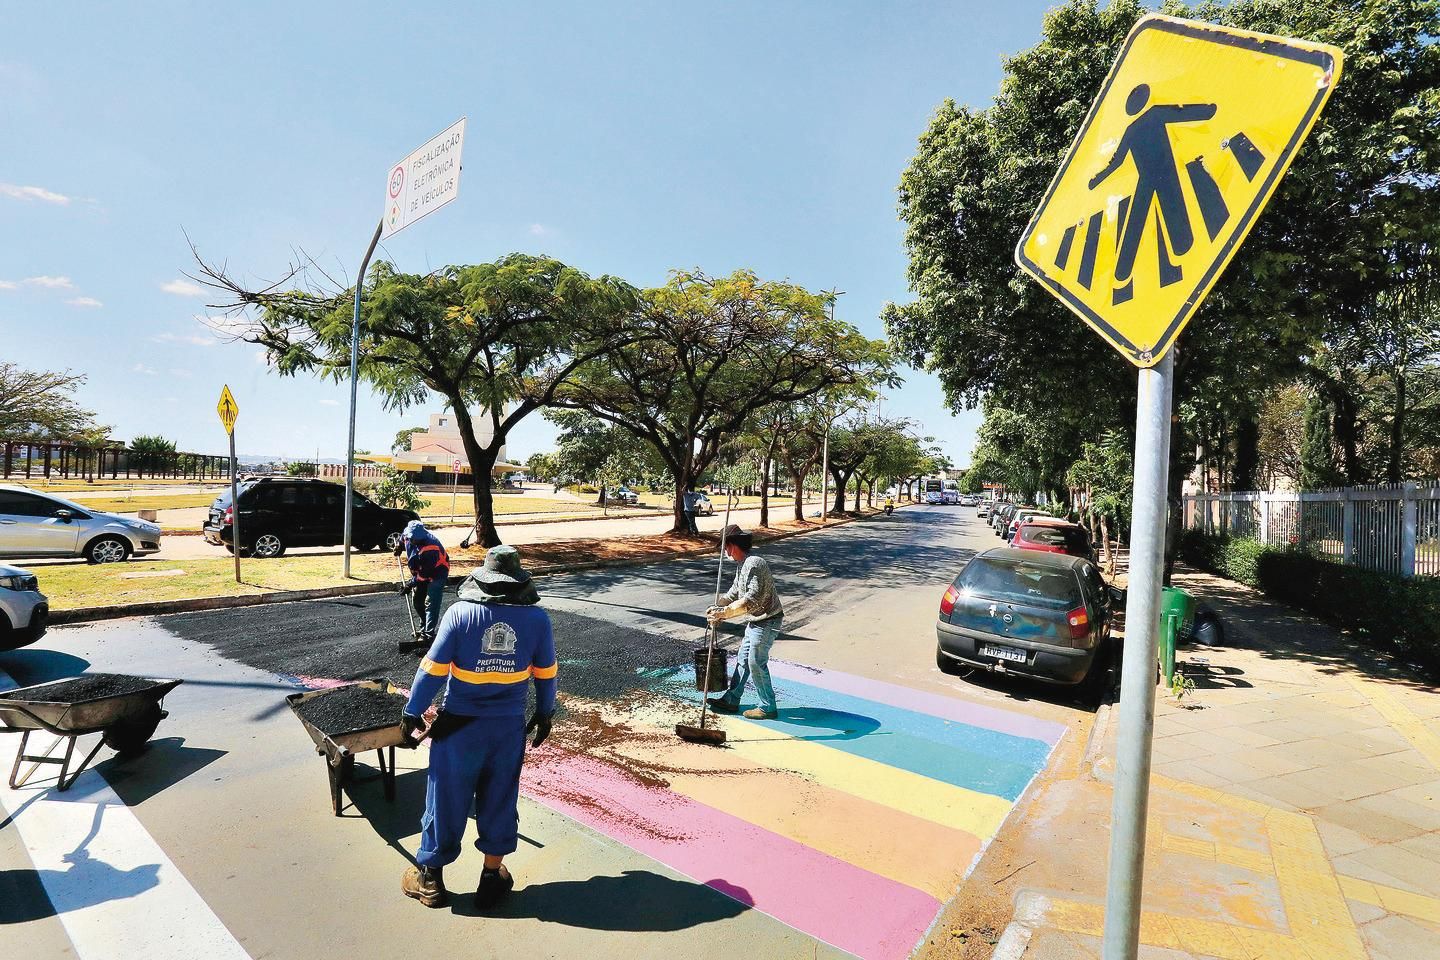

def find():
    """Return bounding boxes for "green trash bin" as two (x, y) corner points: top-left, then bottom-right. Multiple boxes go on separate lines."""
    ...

(1159, 587), (1195, 686)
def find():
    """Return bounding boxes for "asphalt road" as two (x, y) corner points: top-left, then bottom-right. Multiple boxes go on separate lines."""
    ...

(0, 506), (1093, 960)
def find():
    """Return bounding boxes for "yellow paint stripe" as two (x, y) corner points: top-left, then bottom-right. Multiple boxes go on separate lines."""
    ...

(1350, 678), (1440, 772)
(1340, 874), (1440, 925)
(1266, 809), (1367, 959)
(531, 663), (558, 680)
(1041, 897), (1309, 960)
(616, 698), (1015, 838)
(449, 665), (530, 685)
(418, 657), (447, 677)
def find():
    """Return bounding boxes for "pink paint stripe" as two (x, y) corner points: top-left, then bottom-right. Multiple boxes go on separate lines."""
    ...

(523, 751), (941, 960)
(769, 660), (1066, 744)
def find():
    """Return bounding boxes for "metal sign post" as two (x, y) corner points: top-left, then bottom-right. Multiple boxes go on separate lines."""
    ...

(216, 385), (241, 584)
(1010, 15), (1342, 959)
(451, 457), (462, 520)
(343, 118), (466, 577)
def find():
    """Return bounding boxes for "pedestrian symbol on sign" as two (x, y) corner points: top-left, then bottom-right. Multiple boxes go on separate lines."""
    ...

(1015, 15), (1342, 367)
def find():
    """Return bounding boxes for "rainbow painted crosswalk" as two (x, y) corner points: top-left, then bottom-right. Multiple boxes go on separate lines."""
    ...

(521, 660), (1066, 960)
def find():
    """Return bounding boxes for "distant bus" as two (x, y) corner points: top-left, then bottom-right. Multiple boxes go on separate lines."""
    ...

(924, 478), (945, 505)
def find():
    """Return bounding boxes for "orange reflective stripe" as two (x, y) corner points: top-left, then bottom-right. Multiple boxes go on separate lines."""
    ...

(531, 663), (558, 680)
(418, 658), (449, 677)
(448, 665), (531, 685)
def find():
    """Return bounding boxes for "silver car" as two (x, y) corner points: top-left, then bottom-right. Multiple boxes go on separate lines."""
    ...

(0, 484), (162, 563)
(0, 562), (47, 650)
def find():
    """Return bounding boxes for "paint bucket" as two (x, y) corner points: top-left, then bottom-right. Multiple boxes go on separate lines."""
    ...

(693, 647), (729, 692)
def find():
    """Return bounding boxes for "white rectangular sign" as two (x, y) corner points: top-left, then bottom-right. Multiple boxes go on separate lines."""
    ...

(381, 117), (466, 239)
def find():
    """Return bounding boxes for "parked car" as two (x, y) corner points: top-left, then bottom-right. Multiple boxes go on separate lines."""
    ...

(977, 500), (993, 519)
(959, 495), (979, 507)
(692, 492), (715, 516)
(0, 563), (47, 651)
(935, 548), (1119, 685)
(202, 477), (418, 558)
(605, 486), (639, 506)
(0, 484), (162, 563)
(1005, 509), (1055, 541)
(992, 503), (1023, 535)
(1012, 519), (1093, 559)
(943, 489), (961, 505)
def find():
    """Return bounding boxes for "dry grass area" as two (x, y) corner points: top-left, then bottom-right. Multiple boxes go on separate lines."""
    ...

(42, 513), (870, 612)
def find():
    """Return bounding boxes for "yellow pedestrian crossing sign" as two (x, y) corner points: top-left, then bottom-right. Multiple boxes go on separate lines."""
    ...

(1015, 15), (1342, 367)
(216, 384), (239, 435)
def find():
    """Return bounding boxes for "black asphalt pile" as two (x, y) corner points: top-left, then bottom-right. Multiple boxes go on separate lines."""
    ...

(549, 608), (696, 703)
(15, 674), (156, 703)
(294, 685), (407, 735)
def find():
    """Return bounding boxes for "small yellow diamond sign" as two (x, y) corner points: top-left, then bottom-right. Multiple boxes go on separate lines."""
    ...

(1015, 15), (1343, 367)
(216, 384), (239, 435)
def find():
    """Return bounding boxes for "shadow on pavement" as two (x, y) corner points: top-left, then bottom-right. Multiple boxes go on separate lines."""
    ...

(464, 868), (751, 929)
(773, 706), (880, 741)
(346, 763), (427, 867)
(0, 649), (91, 687)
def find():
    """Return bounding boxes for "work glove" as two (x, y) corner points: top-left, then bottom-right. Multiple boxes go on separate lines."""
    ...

(525, 711), (553, 749)
(392, 544), (404, 557)
(397, 579), (416, 595)
(401, 712), (425, 741)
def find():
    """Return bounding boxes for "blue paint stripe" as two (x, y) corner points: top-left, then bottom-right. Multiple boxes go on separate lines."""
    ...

(663, 674), (1050, 801)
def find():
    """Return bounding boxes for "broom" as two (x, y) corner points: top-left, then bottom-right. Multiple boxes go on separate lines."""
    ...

(676, 487), (738, 746)
(395, 554), (427, 654)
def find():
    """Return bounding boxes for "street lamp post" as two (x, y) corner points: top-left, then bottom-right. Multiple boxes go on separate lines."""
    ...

(342, 219), (384, 579)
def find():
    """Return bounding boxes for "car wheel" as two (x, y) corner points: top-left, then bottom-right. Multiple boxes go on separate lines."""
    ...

(86, 536), (131, 564)
(383, 530), (404, 553)
(251, 533), (285, 558)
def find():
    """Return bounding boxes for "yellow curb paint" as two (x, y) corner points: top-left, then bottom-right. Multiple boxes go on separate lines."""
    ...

(1349, 677), (1440, 773)
(1340, 873), (1440, 925)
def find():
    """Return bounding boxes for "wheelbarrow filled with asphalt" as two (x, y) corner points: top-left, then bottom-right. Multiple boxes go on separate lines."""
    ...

(287, 679), (413, 816)
(0, 673), (183, 791)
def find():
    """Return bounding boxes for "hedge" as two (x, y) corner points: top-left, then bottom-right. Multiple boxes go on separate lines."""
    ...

(1178, 529), (1440, 676)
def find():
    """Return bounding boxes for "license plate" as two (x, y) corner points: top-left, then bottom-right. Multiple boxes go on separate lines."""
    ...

(981, 643), (1027, 663)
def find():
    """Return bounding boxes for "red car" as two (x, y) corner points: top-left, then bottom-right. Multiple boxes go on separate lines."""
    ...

(1012, 519), (1092, 559)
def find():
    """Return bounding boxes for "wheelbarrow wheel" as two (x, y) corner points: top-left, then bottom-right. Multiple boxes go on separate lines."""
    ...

(103, 702), (164, 758)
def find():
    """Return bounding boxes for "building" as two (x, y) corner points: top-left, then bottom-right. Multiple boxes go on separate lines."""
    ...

(359, 411), (522, 485)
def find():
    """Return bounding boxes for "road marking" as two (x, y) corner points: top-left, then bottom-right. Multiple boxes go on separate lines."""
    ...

(1338, 874), (1440, 925)
(0, 735), (252, 960)
(1349, 677), (1440, 772)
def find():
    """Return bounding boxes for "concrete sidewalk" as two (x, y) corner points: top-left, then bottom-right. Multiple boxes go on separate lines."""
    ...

(934, 567), (1440, 960)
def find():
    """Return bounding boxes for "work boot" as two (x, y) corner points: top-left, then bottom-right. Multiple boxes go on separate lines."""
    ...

(706, 697), (738, 715)
(402, 865), (447, 908)
(474, 864), (514, 910)
(743, 707), (778, 720)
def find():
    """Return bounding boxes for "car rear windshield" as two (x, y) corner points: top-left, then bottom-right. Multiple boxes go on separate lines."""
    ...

(959, 557), (1081, 609)
(1022, 525), (1088, 550)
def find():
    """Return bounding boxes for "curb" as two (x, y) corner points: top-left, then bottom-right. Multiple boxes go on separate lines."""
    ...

(48, 513), (870, 625)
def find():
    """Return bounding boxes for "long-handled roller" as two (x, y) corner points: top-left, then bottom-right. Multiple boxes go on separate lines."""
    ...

(676, 488), (739, 746)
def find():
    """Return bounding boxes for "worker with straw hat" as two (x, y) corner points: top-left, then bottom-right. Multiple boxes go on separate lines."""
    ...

(400, 545), (557, 911)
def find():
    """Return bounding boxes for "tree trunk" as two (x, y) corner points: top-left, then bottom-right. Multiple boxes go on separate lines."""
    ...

(830, 468), (849, 514)
(759, 441), (776, 528)
(791, 470), (807, 521)
(1101, 515), (1114, 576)
(469, 446), (501, 547)
(1330, 387), (1365, 484)
(1388, 370), (1406, 483)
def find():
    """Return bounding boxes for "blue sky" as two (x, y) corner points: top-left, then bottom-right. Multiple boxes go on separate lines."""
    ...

(0, 1), (1058, 466)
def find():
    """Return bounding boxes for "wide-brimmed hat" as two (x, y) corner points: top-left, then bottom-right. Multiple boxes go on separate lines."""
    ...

(458, 544), (540, 605)
(720, 524), (752, 552)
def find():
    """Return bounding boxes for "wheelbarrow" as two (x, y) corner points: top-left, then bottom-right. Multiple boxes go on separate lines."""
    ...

(286, 679), (413, 816)
(0, 674), (183, 791)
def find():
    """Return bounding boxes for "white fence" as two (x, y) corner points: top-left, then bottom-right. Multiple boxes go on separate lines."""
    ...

(1182, 481), (1440, 579)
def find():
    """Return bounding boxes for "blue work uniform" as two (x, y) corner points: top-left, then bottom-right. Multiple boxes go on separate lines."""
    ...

(406, 601), (557, 865)
(404, 524), (450, 641)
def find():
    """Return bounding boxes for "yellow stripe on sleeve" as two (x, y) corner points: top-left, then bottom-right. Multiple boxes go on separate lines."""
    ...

(531, 663), (558, 680)
(418, 658), (449, 677)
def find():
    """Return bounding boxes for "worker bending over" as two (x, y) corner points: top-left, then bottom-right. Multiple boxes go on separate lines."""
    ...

(706, 524), (785, 720)
(396, 520), (450, 644)
(400, 545), (557, 910)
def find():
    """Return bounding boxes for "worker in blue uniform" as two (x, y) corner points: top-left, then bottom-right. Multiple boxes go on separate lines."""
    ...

(399, 545), (557, 910)
(395, 519), (450, 645)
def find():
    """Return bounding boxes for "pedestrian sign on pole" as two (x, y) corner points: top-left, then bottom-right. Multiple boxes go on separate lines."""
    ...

(1015, 15), (1342, 367)
(216, 384), (239, 435)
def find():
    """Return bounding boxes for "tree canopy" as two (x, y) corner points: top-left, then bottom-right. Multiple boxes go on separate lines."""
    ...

(0, 362), (103, 439)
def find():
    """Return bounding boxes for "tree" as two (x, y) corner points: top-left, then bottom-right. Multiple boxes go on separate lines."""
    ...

(1301, 397), (1342, 489)
(885, 0), (1440, 513)
(194, 252), (637, 547)
(372, 464), (425, 513)
(392, 426), (425, 454)
(1066, 431), (1132, 574)
(0, 362), (102, 438)
(131, 435), (177, 475)
(525, 451), (559, 484)
(1257, 384), (1307, 488)
(554, 270), (892, 532)
(547, 411), (668, 495)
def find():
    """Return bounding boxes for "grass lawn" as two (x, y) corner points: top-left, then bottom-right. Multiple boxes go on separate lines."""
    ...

(417, 495), (638, 518)
(7, 479), (226, 492)
(63, 493), (221, 513)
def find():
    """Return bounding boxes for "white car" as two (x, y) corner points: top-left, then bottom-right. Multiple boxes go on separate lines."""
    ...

(0, 563), (47, 651)
(0, 484), (162, 563)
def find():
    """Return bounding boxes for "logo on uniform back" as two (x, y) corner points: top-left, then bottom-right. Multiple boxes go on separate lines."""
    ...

(482, 622), (518, 654)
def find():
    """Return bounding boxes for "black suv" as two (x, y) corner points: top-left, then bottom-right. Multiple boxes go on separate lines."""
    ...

(202, 477), (420, 558)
